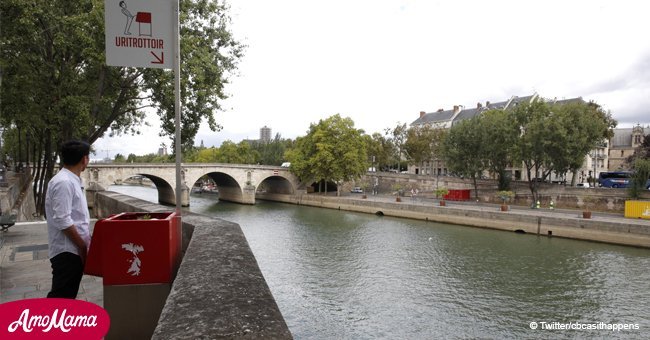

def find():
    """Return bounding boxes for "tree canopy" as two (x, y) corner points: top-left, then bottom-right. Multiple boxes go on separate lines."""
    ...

(404, 124), (441, 170)
(364, 132), (395, 171)
(385, 123), (408, 171)
(510, 99), (615, 201)
(479, 109), (519, 190)
(0, 0), (243, 213)
(441, 117), (485, 197)
(286, 114), (368, 194)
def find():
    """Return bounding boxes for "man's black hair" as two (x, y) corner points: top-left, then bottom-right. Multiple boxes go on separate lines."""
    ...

(60, 140), (90, 166)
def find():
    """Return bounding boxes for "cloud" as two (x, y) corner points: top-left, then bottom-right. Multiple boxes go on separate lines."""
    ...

(584, 53), (650, 95)
(96, 0), (650, 157)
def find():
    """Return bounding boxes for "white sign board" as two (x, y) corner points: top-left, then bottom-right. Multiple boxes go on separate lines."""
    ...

(104, 0), (174, 69)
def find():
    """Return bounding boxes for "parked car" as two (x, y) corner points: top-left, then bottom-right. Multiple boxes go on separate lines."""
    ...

(576, 183), (591, 188)
(281, 162), (291, 168)
(351, 187), (363, 193)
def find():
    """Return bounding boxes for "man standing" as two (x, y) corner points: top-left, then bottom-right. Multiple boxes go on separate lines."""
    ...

(45, 140), (91, 298)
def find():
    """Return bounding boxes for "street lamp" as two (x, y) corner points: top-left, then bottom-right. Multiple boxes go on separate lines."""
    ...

(589, 141), (608, 188)
(371, 155), (378, 195)
(435, 158), (440, 190)
(590, 149), (604, 188)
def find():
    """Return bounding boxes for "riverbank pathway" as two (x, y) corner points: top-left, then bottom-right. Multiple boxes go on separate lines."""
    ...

(0, 220), (103, 305)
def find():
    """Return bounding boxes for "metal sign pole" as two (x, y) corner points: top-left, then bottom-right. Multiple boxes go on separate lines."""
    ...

(173, 0), (181, 215)
(173, 0), (183, 262)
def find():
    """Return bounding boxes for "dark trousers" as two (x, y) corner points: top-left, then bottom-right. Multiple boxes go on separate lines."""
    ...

(47, 252), (83, 299)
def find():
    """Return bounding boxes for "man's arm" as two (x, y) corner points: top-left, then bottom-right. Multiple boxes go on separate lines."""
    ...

(62, 225), (88, 263)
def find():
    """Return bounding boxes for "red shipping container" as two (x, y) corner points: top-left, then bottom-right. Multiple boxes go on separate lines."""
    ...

(85, 212), (180, 285)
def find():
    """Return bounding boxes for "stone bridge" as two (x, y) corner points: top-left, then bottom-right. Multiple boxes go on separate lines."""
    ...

(84, 163), (301, 206)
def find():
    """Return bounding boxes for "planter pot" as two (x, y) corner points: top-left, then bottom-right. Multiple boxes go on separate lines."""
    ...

(582, 211), (592, 219)
(362, 194), (367, 199)
(396, 197), (402, 202)
(439, 200), (446, 207)
(500, 204), (508, 212)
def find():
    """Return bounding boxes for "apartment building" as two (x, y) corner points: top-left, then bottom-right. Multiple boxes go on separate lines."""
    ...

(407, 94), (621, 184)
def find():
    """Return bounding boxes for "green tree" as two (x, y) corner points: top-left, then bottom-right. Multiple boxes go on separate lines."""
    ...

(286, 114), (367, 195)
(403, 124), (446, 176)
(208, 141), (257, 164)
(511, 100), (556, 203)
(126, 153), (172, 163)
(249, 134), (293, 165)
(0, 0), (242, 213)
(480, 109), (519, 190)
(143, 0), (244, 151)
(192, 147), (219, 163)
(365, 132), (394, 171)
(114, 153), (126, 163)
(628, 158), (650, 198)
(441, 117), (485, 198)
(510, 99), (615, 203)
(386, 123), (408, 171)
(552, 101), (616, 185)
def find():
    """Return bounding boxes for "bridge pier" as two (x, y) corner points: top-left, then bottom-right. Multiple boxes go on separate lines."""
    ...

(158, 184), (190, 207)
(217, 185), (255, 205)
(242, 185), (256, 205)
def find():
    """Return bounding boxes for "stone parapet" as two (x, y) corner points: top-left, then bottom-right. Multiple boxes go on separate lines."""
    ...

(353, 173), (650, 212)
(93, 191), (292, 339)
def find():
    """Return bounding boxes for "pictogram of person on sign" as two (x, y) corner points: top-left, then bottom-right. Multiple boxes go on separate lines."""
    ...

(119, 1), (135, 35)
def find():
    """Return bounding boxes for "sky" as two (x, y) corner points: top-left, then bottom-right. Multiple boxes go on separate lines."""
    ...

(94, 0), (650, 159)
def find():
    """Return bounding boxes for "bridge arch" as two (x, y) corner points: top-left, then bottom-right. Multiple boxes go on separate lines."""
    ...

(256, 175), (294, 195)
(141, 174), (177, 206)
(115, 173), (178, 206)
(188, 171), (245, 204)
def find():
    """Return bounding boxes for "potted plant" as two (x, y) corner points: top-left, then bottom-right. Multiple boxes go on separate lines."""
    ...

(582, 196), (596, 219)
(496, 190), (515, 211)
(392, 183), (403, 202)
(435, 187), (449, 206)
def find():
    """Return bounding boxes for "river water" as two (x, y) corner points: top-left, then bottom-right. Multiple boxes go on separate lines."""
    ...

(109, 185), (650, 339)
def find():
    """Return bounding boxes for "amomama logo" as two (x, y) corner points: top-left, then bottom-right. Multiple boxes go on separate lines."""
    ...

(0, 298), (109, 339)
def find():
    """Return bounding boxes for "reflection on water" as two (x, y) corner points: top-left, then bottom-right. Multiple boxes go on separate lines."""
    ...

(109, 186), (650, 338)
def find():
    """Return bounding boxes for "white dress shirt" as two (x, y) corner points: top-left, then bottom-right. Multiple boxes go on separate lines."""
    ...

(45, 168), (91, 258)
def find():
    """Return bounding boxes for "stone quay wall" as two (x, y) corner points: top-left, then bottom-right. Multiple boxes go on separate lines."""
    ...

(349, 173), (650, 213)
(93, 191), (292, 339)
(258, 192), (650, 249)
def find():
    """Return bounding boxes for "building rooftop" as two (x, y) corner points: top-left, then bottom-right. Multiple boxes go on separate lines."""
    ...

(411, 94), (544, 127)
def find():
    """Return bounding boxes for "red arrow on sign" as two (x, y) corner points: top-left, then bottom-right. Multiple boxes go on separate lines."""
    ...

(151, 51), (164, 64)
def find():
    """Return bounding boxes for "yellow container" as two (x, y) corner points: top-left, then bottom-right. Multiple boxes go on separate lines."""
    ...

(625, 201), (650, 219)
